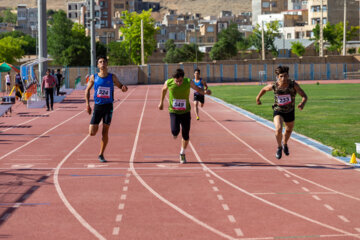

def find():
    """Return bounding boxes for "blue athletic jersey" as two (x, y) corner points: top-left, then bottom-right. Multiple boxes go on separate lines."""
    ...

(193, 78), (204, 89)
(93, 73), (114, 105)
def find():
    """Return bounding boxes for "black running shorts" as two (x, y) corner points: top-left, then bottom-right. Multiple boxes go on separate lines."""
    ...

(193, 93), (204, 104)
(273, 110), (295, 123)
(170, 112), (191, 141)
(90, 103), (113, 125)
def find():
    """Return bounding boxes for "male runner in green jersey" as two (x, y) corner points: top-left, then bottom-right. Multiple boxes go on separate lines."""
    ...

(158, 68), (211, 163)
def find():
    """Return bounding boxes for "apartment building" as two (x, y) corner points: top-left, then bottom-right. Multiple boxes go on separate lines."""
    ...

(252, 0), (289, 25)
(16, 4), (38, 37)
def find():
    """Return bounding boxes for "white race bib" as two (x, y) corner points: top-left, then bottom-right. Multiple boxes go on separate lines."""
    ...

(97, 86), (111, 98)
(277, 94), (291, 106)
(172, 99), (186, 110)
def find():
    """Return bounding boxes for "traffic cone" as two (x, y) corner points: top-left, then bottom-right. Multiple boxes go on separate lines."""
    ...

(350, 153), (357, 164)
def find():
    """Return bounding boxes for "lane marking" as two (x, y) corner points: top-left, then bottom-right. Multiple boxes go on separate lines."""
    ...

(212, 187), (219, 192)
(292, 180), (300, 185)
(302, 187), (310, 192)
(355, 228), (360, 233)
(118, 203), (125, 210)
(124, 179), (130, 184)
(217, 195), (224, 201)
(189, 142), (360, 239)
(206, 173), (211, 177)
(312, 195), (321, 201)
(222, 204), (230, 211)
(209, 180), (215, 184)
(53, 89), (136, 240)
(129, 88), (237, 240)
(234, 228), (244, 237)
(324, 204), (334, 211)
(123, 186), (128, 192)
(284, 174), (290, 178)
(116, 214), (123, 222)
(112, 227), (120, 235)
(206, 98), (360, 202)
(0, 109), (85, 161)
(338, 215), (350, 223)
(120, 195), (127, 200)
(227, 215), (236, 223)
(126, 173), (131, 178)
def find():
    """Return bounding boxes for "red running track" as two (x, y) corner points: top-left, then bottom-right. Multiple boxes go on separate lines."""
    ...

(0, 85), (359, 240)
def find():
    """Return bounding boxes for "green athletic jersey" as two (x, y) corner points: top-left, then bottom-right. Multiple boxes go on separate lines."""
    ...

(167, 78), (191, 114)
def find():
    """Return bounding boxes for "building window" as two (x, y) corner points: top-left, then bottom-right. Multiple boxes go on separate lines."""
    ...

(262, 2), (270, 8)
(207, 26), (214, 32)
(103, 11), (108, 16)
(68, 5), (72, 10)
(207, 37), (214, 42)
(287, 33), (291, 39)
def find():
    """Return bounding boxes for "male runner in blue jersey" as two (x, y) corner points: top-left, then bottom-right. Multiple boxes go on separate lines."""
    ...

(192, 68), (208, 120)
(85, 56), (128, 162)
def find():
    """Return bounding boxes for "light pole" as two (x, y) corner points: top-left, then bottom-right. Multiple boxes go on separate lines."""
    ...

(343, 0), (347, 56)
(261, 21), (265, 60)
(90, 0), (96, 74)
(195, 25), (198, 66)
(319, 0), (324, 57)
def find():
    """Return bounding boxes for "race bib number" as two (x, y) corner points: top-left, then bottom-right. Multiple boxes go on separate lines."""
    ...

(172, 99), (186, 110)
(277, 94), (291, 106)
(97, 87), (110, 98)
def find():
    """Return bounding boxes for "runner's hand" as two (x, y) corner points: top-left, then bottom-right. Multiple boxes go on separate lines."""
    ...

(158, 102), (163, 110)
(86, 105), (92, 115)
(256, 99), (262, 105)
(298, 102), (305, 110)
(121, 85), (128, 92)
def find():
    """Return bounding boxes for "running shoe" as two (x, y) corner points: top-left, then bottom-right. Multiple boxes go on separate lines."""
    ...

(276, 147), (282, 159)
(180, 154), (186, 164)
(98, 155), (107, 163)
(196, 116), (200, 120)
(283, 144), (289, 156)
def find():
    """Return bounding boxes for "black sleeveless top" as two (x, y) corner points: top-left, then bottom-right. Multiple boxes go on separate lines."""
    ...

(272, 80), (297, 113)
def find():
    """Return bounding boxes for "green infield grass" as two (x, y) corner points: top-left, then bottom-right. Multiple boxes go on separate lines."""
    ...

(210, 83), (360, 157)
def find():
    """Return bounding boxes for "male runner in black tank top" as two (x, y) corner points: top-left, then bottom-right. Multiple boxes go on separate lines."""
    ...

(256, 66), (308, 159)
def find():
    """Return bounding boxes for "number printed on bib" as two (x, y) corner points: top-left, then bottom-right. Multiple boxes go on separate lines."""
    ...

(97, 86), (111, 98)
(277, 94), (291, 106)
(172, 99), (186, 110)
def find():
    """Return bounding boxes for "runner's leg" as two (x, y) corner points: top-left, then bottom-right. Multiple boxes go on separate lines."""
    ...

(99, 124), (110, 156)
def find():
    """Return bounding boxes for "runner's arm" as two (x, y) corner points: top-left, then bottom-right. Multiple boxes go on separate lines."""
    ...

(294, 82), (308, 110)
(158, 81), (168, 110)
(113, 74), (128, 92)
(190, 81), (210, 95)
(256, 84), (273, 105)
(202, 79), (208, 90)
(85, 75), (95, 114)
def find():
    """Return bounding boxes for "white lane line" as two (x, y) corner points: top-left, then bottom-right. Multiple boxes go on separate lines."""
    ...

(212, 187), (219, 192)
(302, 187), (310, 192)
(0, 110), (85, 161)
(338, 215), (350, 223)
(312, 195), (321, 201)
(222, 204), (230, 211)
(292, 180), (300, 185)
(277, 167), (284, 172)
(124, 179), (130, 184)
(116, 214), (123, 222)
(206, 99), (360, 202)
(120, 194), (127, 200)
(217, 195), (224, 201)
(284, 174), (290, 178)
(189, 142), (360, 239)
(209, 180), (215, 184)
(355, 228), (360, 233)
(123, 186), (128, 192)
(324, 204), (334, 211)
(112, 227), (120, 235)
(118, 203), (125, 210)
(53, 89), (136, 240)
(227, 215), (236, 223)
(129, 88), (237, 240)
(234, 228), (244, 237)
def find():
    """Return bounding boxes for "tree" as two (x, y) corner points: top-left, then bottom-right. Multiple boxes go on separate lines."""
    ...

(312, 22), (359, 54)
(108, 41), (130, 65)
(0, 31), (36, 55)
(210, 23), (243, 60)
(249, 21), (280, 58)
(0, 36), (26, 63)
(2, 9), (17, 24)
(291, 41), (305, 57)
(120, 10), (158, 65)
(163, 42), (203, 63)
